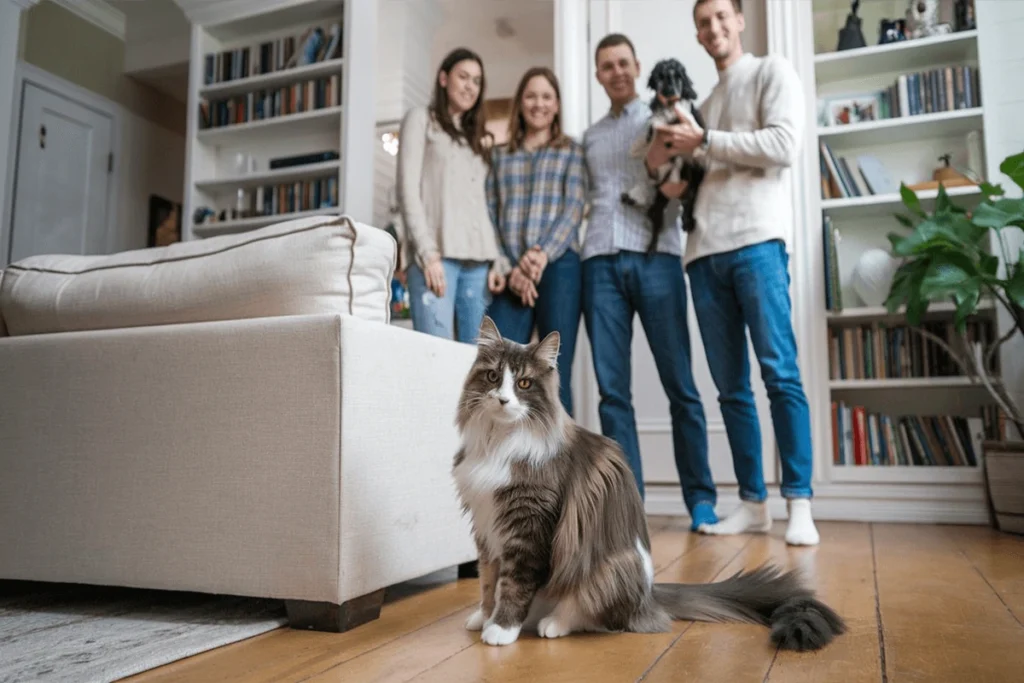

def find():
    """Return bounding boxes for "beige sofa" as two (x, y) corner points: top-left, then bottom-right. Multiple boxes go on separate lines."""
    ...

(0, 214), (479, 632)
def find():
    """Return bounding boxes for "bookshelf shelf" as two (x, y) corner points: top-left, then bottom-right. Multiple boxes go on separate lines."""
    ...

(814, 30), (979, 84)
(196, 106), (343, 146)
(826, 299), (995, 323)
(817, 107), (984, 148)
(194, 160), (341, 192)
(830, 378), (993, 390)
(821, 184), (982, 219)
(200, 58), (345, 99)
(193, 207), (341, 237)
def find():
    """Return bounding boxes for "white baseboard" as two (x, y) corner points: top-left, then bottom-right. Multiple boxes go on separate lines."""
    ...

(644, 484), (991, 526)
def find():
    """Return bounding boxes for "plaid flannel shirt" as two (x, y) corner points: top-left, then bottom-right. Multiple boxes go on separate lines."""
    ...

(485, 137), (587, 276)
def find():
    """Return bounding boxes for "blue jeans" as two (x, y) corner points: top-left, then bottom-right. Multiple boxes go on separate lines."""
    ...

(686, 239), (813, 501)
(406, 259), (491, 344)
(581, 251), (715, 511)
(485, 251), (582, 416)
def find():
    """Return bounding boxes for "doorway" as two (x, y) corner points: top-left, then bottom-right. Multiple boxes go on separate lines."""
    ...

(7, 74), (116, 264)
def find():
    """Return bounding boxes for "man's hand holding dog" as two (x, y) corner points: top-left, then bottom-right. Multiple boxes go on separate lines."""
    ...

(651, 102), (705, 157)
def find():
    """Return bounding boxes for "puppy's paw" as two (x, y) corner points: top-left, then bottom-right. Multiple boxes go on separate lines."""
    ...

(465, 608), (487, 631)
(481, 622), (521, 646)
(538, 615), (573, 639)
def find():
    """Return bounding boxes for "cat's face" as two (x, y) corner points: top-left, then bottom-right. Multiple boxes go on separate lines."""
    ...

(458, 317), (561, 427)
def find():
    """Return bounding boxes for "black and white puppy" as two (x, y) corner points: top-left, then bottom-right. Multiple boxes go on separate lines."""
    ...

(621, 58), (706, 252)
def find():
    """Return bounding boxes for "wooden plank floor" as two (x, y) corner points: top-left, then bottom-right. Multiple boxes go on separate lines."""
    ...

(129, 519), (1024, 682)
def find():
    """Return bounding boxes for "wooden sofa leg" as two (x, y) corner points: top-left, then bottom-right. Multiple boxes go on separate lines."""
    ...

(285, 588), (386, 633)
(457, 560), (479, 579)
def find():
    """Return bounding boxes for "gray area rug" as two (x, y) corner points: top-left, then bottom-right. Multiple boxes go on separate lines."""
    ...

(0, 580), (288, 682)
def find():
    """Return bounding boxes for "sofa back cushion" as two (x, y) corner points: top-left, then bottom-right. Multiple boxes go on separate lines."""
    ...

(0, 214), (396, 336)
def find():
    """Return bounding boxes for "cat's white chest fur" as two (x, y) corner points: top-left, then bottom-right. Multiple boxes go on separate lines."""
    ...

(453, 454), (511, 559)
(453, 424), (555, 559)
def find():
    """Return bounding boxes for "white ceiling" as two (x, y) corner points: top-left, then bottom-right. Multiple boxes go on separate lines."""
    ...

(435, 0), (554, 56)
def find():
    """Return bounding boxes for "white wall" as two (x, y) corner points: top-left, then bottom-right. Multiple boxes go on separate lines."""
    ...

(116, 109), (186, 251)
(583, 0), (772, 503)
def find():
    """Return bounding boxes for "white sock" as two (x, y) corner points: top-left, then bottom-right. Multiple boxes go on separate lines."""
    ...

(697, 500), (771, 535)
(785, 498), (820, 546)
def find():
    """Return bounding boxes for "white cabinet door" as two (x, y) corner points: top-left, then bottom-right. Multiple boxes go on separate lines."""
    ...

(9, 82), (113, 262)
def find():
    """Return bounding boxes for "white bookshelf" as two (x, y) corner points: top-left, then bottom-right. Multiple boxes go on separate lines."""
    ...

(181, 0), (376, 241)
(808, 4), (1001, 501)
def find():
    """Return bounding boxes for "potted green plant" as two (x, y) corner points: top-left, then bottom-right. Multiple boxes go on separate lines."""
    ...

(884, 149), (1024, 534)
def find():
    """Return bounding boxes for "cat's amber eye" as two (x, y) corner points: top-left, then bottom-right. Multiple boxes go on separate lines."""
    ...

(485, 370), (500, 383)
(517, 378), (532, 390)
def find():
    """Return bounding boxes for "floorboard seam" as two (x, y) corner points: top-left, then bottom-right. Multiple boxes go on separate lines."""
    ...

(870, 524), (888, 683)
(637, 537), (756, 682)
(293, 599), (477, 683)
(761, 646), (781, 683)
(951, 533), (1024, 629)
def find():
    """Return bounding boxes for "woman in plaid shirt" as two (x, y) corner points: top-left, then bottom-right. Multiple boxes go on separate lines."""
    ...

(485, 67), (588, 416)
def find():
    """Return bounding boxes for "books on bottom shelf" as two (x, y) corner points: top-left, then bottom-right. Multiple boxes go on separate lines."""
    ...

(831, 401), (997, 467)
(828, 317), (997, 381)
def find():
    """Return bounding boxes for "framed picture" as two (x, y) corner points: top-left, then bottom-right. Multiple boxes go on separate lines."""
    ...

(148, 195), (182, 247)
(825, 93), (881, 126)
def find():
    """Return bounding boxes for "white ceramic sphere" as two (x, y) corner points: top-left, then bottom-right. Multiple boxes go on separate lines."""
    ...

(851, 248), (901, 306)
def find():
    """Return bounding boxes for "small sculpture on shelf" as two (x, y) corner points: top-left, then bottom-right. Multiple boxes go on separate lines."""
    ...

(878, 18), (907, 44)
(837, 0), (867, 51)
(906, 0), (952, 39)
(906, 154), (977, 192)
(954, 0), (976, 32)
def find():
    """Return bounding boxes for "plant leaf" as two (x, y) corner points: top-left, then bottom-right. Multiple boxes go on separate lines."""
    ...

(999, 150), (1024, 192)
(1007, 253), (1024, 309)
(900, 183), (926, 217)
(980, 181), (1005, 198)
(893, 212), (914, 228)
(972, 198), (1024, 230)
(935, 183), (951, 213)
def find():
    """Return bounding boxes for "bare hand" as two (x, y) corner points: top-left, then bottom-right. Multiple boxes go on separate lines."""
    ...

(487, 269), (506, 294)
(519, 246), (548, 282)
(424, 257), (446, 297)
(508, 266), (538, 308)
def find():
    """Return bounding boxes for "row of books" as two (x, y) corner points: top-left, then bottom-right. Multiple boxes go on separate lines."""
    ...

(877, 65), (981, 120)
(252, 177), (339, 217)
(822, 216), (842, 311)
(203, 22), (342, 85)
(819, 141), (898, 200)
(827, 318), (998, 381)
(831, 402), (987, 467)
(198, 76), (341, 130)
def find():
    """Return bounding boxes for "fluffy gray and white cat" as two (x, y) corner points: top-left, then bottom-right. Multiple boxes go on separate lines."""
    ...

(452, 317), (846, 649)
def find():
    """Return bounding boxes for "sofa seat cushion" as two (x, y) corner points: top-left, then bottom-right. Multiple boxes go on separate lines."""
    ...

(0, 214), (396, 336)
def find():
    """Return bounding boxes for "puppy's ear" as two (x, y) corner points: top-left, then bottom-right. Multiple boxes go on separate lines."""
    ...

(681, 81), (698, 101)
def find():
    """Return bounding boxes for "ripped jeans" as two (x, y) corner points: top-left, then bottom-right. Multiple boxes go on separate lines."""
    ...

(406, 259), (491, 344)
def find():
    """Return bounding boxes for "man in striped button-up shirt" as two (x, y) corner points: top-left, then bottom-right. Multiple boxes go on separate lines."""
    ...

(581, 33), (718, 532)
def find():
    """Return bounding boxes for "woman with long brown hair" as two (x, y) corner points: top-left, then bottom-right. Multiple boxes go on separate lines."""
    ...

(484, 66), (587, 415)
(396, 47), (507, 343)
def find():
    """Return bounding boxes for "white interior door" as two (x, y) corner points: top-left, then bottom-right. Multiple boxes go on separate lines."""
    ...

(9, 81), (113, 263)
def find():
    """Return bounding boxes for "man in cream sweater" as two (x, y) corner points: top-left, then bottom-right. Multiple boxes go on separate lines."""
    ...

(646, 0), (819, 545)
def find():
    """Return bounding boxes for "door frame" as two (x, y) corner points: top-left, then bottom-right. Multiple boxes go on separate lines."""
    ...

(3, 61), (122, 265)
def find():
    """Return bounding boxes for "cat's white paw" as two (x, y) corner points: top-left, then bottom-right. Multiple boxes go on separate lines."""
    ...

(481, 622), (521, 646)
(465, 608), (486, 631)
(537, 615), (572, 639)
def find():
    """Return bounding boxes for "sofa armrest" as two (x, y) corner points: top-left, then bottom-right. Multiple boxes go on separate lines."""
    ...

(334, 316), (479, 604)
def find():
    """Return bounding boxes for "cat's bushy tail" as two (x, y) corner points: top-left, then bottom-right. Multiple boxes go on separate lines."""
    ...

(651, 564), (846, 652)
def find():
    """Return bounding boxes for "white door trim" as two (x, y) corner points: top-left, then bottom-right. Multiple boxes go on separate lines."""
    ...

(4, 61), (123, 262)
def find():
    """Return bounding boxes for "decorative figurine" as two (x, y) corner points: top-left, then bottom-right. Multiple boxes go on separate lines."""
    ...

(837, 0), (867, 50)
(906, 0), (952, 39)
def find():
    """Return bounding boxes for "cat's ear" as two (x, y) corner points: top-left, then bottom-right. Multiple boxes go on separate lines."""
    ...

(533, 330), (561, 368)
(477, 316), (503, 348)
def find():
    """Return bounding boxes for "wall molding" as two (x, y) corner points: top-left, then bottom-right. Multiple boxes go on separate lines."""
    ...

(644, 483), (991, 525)
(52, 0), (125, 40)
